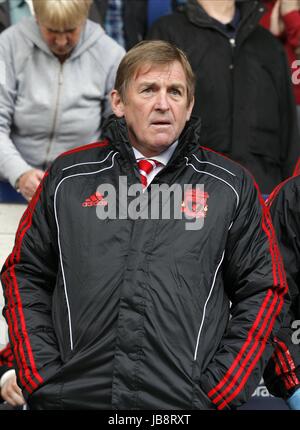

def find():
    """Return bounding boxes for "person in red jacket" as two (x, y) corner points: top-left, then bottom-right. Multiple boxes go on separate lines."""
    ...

(260, 0), (300, 123)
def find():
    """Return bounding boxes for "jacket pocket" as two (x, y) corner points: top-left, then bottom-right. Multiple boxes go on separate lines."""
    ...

(192, 381), (217, 410)
(52, 277), (74, 362)
(26, 378), (64, 410)
(173, 255), (206, 305)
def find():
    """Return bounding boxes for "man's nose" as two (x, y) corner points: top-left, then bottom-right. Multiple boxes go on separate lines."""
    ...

(154, 91), (169, 111)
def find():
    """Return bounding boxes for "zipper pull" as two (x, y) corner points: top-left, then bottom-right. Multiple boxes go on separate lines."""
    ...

(59, 65), (63, 85)
(229, 38), (236, 48)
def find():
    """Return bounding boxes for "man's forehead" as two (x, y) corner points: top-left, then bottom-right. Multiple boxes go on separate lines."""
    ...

(133, 61), (187, 83)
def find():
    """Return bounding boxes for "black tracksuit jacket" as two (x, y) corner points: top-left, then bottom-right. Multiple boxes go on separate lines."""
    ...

(1, 117), (287, 409)
(148, 0), (300, 194)
(263, 176), (300, 399)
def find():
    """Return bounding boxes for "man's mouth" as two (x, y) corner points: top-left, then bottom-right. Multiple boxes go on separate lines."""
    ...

(150, 121), (171, 126)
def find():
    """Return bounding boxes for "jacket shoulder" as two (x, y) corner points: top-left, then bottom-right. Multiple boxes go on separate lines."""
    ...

(194, 146), (259, 199)
(268, 175), (300, 208)
(0, 19), (33, 59)
(0, 20), (24, 44)
(250, 25), (286, 57)
(197, 146), (250, 178)
(89, 32), (125, 67)
(49, 139), (113, 176)
(279, 175), (300, 194)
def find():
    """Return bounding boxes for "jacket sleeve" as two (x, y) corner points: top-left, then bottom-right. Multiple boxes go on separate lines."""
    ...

(263, 179), (300, 399)
(0, 169), (62, 400)
(199, 173), (288, 410)
(0, 32), (32, 187)
(0, 343), (14, 377)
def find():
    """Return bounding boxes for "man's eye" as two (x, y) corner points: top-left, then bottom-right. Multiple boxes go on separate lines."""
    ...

(170, 89), (181, 96)
(142, 88), (153, 93)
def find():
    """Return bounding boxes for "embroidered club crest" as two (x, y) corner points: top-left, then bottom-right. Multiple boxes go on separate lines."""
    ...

(181, 189), (209, 218)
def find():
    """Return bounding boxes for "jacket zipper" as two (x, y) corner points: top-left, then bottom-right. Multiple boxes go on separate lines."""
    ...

(44, 62), (64, 167)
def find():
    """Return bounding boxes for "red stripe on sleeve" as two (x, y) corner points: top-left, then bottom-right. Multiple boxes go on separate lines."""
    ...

(207, 184), (287, 408)
(217, 294), (285, 409)
(1, 174), (50, 393)
(275, 338), (300, 386)
(0, 343), (14, 367)
(2, 272), (36, 393)
(273, 350), (296, 390)
(208, 290), (273, 400)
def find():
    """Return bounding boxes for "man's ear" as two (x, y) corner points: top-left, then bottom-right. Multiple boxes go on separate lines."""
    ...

(111, 90), (125, 117)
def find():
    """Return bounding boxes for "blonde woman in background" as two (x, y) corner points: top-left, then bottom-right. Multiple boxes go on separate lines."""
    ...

(0, 0), (124, 201)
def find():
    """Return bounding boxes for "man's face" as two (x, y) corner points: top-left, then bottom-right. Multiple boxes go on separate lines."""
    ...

(111, 61), (194, 157)
(37, 21), (84, 61)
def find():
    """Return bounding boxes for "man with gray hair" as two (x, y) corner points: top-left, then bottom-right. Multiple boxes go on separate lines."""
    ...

(1, 40), (288, 410)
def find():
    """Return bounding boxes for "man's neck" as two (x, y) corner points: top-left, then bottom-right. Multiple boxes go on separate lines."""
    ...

(197, 0), (236, 24)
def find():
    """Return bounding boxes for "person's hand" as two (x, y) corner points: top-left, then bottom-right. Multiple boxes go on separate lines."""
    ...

(270, 0), (285, 36)
(0, 373), (25, 407)
(280, 0), (300, 15)
(17, 168), (45, 201)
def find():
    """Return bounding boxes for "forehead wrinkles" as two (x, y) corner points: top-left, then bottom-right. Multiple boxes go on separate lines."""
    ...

(134, 62), (187, 84)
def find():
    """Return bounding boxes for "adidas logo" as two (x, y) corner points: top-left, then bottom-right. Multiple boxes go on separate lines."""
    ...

(82, 192), (108, 207)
